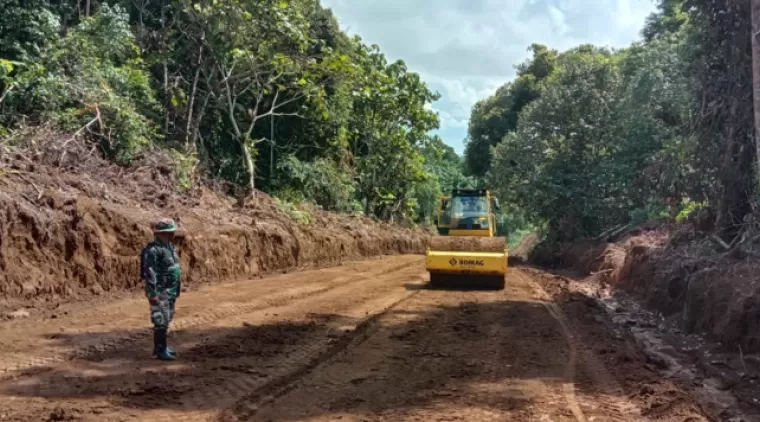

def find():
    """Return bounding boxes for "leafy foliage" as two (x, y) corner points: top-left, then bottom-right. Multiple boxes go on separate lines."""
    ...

(642, 0), (689, 42)
(3, 4), (158, 163)
(413, 136), (476, 223)
(488, 46), (625, 240)
(272, 196), (313, 225)
(0, 0), (59, 61)
(7, 0), (750, 238)
(0, 0), (470, 224)
(464, 44), (557, 179)
(681, 0), (753, 237)
(474, 0), (755, 242)
(275, 154), (359, 213)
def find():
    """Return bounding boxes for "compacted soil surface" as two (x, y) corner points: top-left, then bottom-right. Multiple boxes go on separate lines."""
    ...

(0, 256), (716, 422)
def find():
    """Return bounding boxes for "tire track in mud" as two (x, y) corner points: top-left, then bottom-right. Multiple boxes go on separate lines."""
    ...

(0, 259), (426, 422)
(128, 275), (424, 422)
(0, 259), (421, 376)
(221, 291), (420, 422)
(515, 270), (643, 422)
(246, 268), (585, 422)
(515, 271), (587, 422)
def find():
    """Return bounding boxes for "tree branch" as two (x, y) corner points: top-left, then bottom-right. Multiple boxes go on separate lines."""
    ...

(243, 91), (265, 141)
(223, 67), (243, 139)
(70, 105), (102, 141)
(185, 44), (204, 149)
(0, 84), (13, 106)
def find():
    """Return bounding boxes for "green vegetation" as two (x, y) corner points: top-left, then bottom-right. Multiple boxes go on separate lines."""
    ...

(465, 0), (754, 243)
(0, 0), (470, 225)
(2, 0), (753, 245)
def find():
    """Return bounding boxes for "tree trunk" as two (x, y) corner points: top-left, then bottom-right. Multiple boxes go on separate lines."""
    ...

(269, 114), (275, 182)
(185, 46), (203, 152)
(713, 0), (755, 239)
(190, 90), (212, 150)
(364, 195), (373, 216)
(753, 0), (760, 180)
(161, 0), (170, 139)
(240, 139), (256, 199)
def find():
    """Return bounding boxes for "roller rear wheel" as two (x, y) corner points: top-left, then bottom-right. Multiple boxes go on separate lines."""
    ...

(428, 273), (505, 290)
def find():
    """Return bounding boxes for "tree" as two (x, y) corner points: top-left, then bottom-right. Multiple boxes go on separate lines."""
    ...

(186, 0), (329, 199)
(487, 46), (624, 240)
(463, 44), (557, 178)
(613, 32), (699, 210)
(0, 0), (448, 224)
(642, 0), (688, 41)
(414, 135), (475, 222)
(346, 41), (440, 219)
(0, 0), (60, 61)
(684, 0), (754, 239)
(753, 0), (760, 183)
(3, 4), (158, 163)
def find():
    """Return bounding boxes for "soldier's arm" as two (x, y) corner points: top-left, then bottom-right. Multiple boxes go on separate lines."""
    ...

(173, 245), (181, 298)
(140, 246), (160, 300)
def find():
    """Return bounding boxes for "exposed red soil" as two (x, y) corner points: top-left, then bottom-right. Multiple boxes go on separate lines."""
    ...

(532, 224), (760, 352)
(509, 232), (539, 263)
(429, 235), (506, 252)
(528, 222), (760, 418)
(0, 256), (713, 421)
(0, 136), (722, 421)
(0, 137), (430, 312)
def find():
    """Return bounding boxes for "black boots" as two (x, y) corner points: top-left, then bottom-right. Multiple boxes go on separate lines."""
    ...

(153, 328), (175, 361)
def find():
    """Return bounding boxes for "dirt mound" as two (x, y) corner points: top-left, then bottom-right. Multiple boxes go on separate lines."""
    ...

(529, 238), (601, 270)
(429, 236), (506, 252)
(508, 232), (538, 263)
(0, 137), (429, 309)
(530, 222), (760, 354)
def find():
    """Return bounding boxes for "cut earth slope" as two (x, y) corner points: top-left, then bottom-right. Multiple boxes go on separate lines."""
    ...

(0, 138), (429, 313)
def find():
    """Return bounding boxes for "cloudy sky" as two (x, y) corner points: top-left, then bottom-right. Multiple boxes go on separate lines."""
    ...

(321, 0), (658, 154)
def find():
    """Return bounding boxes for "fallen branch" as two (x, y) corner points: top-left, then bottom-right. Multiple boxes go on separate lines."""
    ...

(607, 223), (633, 241)
(0, 169), (22, 178)
(58, 105), (103, 165)
(595, 224), (624, 241)
(17, 174), (43, 200)
(589, 268), (614, 275)
(0, 84), (14, 106)
(739, 344), (749, 374)
(710, 234), (731, 251)
(69, 105), (102, 142)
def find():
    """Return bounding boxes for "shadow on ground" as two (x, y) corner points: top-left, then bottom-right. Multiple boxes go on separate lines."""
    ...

(0, 289), (665, 422)
(405, 283), (504, 292)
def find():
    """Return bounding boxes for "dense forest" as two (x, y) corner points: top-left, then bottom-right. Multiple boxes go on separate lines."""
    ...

(465, 0), (755, 243)
(0, 0), (756, 246)
(0, 0), (474, 225)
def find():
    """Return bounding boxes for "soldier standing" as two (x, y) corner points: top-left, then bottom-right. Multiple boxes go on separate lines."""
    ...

(140, 218), (182, 361)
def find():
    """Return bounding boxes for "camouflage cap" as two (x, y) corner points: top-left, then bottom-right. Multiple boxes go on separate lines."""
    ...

(153, 218), (178, 233)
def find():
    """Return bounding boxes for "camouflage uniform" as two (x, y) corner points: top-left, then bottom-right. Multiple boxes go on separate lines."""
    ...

(140, 218), (181, 360)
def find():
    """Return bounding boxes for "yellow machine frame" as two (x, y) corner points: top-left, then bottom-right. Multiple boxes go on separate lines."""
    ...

(426, 189), (508, 289)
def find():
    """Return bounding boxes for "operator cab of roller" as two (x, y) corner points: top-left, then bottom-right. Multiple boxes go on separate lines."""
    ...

(435, 189), (501, 237)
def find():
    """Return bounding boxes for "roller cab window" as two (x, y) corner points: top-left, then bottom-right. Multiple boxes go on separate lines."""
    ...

(451, 195), (490, 229)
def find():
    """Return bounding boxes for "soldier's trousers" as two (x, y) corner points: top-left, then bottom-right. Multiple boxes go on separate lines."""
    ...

(149, 296), (176, 331)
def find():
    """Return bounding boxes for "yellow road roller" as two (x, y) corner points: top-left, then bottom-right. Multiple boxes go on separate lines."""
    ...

(426, 189), (508, 289)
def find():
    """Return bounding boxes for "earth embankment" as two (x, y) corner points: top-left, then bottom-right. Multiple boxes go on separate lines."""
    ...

(0, 143), (429, 308)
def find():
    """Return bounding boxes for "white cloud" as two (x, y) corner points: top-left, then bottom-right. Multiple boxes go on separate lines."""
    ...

(433, 107), (469, 131)
(547, 6), (570, 36)
(322, 0), (657, 154)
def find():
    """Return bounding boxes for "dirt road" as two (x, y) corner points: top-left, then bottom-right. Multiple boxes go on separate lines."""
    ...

(0, 256), (711, 421)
